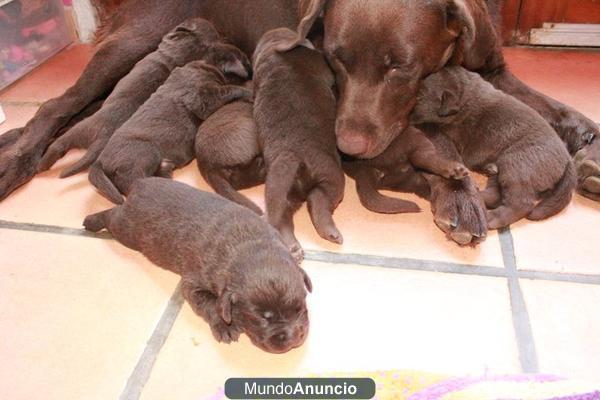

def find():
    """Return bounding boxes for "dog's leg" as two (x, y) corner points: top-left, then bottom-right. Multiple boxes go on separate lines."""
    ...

(353, 166), (421, 214)
(181, 282), (242, 344)
(204, 169), (263, 215)
(307, 187), (343, 244)
(0, 5), (179, 200)
(0, 129), (23, 150)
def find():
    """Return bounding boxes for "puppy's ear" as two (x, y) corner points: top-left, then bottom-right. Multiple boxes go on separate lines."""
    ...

(300, 268), (313, 293)
(218, 291), (237, 324)
(211, 44), (252, 79)
(437, 90), (460, 118)
(276, 0), (328, 52)
(445, 0), (476, 64)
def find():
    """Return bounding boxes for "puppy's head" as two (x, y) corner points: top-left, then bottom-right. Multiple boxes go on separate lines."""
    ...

(253, 28), (315, 70)
(411, 66), (468, 125)
(165, 17), (220, 44)
(220, 252), (312, 354)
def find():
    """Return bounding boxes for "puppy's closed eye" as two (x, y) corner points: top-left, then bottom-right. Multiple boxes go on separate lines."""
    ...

(263, 311), (274, 320)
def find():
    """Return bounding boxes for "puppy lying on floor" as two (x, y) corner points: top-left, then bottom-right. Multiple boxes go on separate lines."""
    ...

(253, 28), (345, 261)
(89, 58), (252, 204)
(411, 66), (576, 229)
(84, 178), (312, 353)
(195, 98), (266, 215)
(37, 17), (250, 177)
(344, 126), (470, 214)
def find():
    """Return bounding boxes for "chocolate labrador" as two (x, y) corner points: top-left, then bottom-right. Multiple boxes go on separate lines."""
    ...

(90, 60), (252, 204)
(84, 178), (312, 353)
(37, 17), (250, 177)
(253, 28), (345, 261)
(195, 99), (266, 215)
(2, 0), (598, 242)
(412, 66), (576, 229)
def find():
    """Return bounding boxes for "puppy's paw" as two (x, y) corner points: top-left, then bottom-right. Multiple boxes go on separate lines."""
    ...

(447, 163), (469, 180)
(431, 178), (487, 246)
(210, 319), (242, 344)
(575, 140), (600, 202)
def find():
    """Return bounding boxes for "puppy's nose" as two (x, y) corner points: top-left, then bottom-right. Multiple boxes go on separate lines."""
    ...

(274, 332), (287, 343)
(337, 130), (370, 156)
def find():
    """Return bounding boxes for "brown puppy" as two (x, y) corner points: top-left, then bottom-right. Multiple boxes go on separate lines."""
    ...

(84, 178), (312, 353)
(37, 17), (250, 177)
(195, 99), (266, 215)
(344, 126), (470, 214)
(253, 28), (345, 261)
(411, 66), (576, 229)
(89, 61), (252, 204)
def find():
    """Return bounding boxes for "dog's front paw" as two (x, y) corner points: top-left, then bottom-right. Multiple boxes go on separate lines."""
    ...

(0, 143), (39, 200)
(575, 138), (600, 201)
(210, 319), (242, 344)
(430, 178), (487, 246)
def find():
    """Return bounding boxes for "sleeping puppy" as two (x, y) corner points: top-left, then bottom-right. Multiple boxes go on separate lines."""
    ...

(195, 98), (266, 215)
(89, 60), (252, 204)
(38, 17), (250, 177)
(411, 66), (576, 229)
(253, 28), (345, 261)
(84, 178), (311, 353)
(343, 126), (470, 214)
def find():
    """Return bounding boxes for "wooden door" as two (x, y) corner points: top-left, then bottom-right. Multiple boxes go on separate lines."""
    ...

(502, 0), (600, 45)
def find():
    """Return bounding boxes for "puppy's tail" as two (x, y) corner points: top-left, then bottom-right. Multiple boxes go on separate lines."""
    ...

(61, 140), (106, 178)
(528, 161), (576, 221)
(89, 165), (125, 205)
(265, 152), (302, 223)
(83, 209), (114, 232)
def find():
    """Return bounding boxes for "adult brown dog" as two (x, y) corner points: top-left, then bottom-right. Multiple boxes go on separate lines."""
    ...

(1, 0), (598, 243)
(90, 60), (251, 204)
(412, 67), (576, 229)
(37, 17), (250, 178)
(254, 28), (345, 261)
(84, 178), (312, 353)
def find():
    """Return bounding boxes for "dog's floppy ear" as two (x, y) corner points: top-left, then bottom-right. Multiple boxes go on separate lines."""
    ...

(275, 0), (327, 52)
(218, 291), (237, 324)
(300, 268), (313, 293)
(445, 0), (476, 64)
(437, 90), (460, 118)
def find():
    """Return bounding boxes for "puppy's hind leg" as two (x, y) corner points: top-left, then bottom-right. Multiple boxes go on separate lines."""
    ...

(204, 169), (263, 215)
(353, 167), (421, 214)
(480, 175), (502, 209)
(487, 178), (536, 230)
(307, 187), (343, 244)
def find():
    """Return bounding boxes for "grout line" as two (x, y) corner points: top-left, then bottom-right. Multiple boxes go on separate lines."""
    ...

(499, 228), (539, 374)
(119, 281), (184, 400)
(305, 250), (507, 278)
(2, 219), (600, 286)
(0, 100), (43, 107)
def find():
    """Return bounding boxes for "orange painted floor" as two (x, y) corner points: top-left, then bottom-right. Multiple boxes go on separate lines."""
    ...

(0, 45), (599, 400)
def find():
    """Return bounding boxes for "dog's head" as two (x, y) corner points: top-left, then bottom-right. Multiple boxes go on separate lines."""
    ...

(205, 42), (253, 80)
(286, 0), (479, 159)
(411, 66), (469, 125)
(166, 17), (221, 43)
(219, 252), (313, 354)
(253, 28), (316, 70)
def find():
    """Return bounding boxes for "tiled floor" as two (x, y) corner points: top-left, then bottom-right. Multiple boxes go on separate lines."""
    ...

(0, 45), (599, 400)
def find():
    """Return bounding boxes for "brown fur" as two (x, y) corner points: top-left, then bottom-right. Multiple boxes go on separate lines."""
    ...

(195, 99), (266, 215)
(89, 61), (252, 204)
(411, 66), (576, 229)
(253, 28), (345, 261)
(84, 178), (312, 353)
(38, 18), (250, 178)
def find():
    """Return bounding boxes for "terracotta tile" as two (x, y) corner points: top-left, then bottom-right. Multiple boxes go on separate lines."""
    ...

(0, 230), (179, 400)
(503, 47), (600, 122)
(511, 194), (600, 274)
(521, 279), (600, 381)
(0, 104), (38, 134)
(139, 261), (519, 400)
(0, 45), (94, 103)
